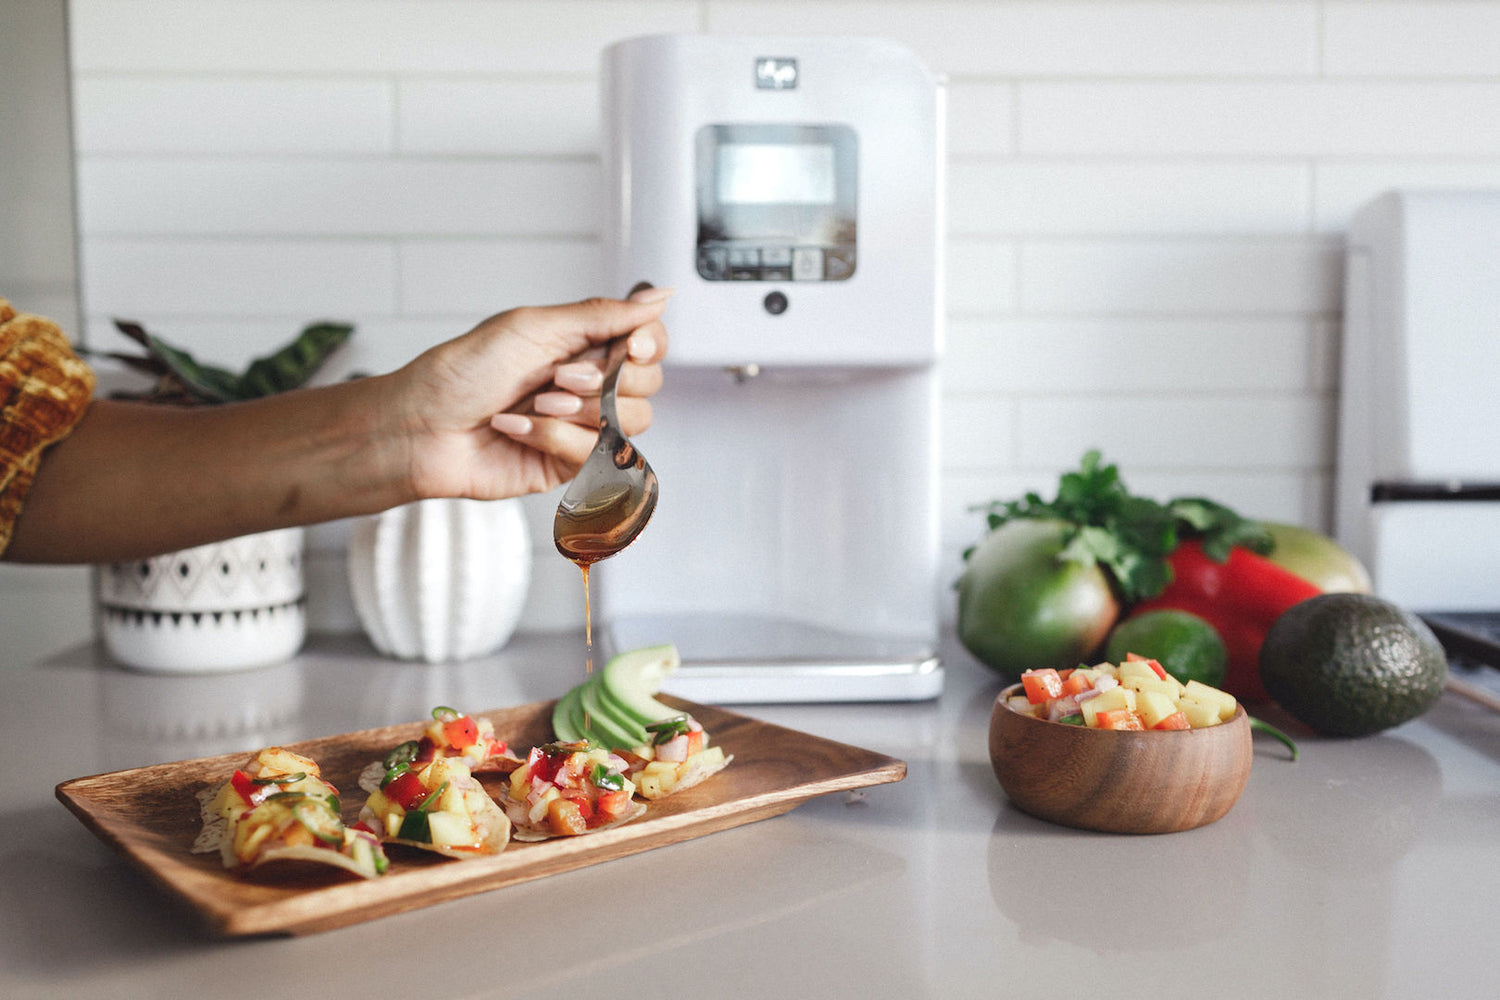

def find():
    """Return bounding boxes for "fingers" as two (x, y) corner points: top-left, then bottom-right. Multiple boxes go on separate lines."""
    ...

(492, 396), (654, 449)
(516, 287), (672, 360)
(489, 409), (649, 470)
(529, 323), (666, 418)
(526, 391), (655, 434)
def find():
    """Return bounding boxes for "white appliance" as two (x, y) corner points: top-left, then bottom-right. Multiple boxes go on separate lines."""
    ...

(594, 34), (945, 702)
(1336, 190), (1500, 612)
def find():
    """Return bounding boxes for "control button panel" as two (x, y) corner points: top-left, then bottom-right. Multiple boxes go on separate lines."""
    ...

(697, 244), (855, 282)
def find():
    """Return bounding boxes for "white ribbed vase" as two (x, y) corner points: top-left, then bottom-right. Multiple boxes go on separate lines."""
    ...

(348, 498), (531, 663)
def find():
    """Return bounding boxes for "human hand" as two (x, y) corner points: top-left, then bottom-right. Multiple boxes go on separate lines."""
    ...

(383, 287), (671, 503)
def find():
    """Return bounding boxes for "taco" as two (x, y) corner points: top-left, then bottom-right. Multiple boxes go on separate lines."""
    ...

(358, 754), (510, 859)
(498, 741), (647, 842)
(359, 705), (519, 794)
(617, 715), (732, 801)
(193, 746), (387, 880)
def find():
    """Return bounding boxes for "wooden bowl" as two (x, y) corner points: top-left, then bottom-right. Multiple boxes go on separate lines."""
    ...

(988, 683), (1253, 834)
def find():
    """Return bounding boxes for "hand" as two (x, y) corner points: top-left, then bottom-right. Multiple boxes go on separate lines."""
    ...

(383, 287), (671, 502)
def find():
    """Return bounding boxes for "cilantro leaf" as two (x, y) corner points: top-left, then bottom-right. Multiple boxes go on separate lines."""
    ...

(966, 451), (1270, 603)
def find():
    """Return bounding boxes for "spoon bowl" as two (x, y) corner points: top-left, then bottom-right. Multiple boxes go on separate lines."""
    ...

(553, 296), (660, 564)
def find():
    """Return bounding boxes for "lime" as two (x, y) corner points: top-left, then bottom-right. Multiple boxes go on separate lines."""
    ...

(1104, 609), (1228, 688)
(1259, 593), (1447, 737)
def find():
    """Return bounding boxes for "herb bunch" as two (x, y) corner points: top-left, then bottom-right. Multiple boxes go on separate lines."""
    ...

(968, 450), (1272, 603)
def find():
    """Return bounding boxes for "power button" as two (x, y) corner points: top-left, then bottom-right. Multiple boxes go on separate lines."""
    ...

(763, 290), (788, 315)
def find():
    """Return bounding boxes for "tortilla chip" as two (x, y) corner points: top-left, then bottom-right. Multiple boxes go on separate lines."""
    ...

(633, 751), (734, 801)
(358, 760), (511, 860)
(192, 780), (388, 880)
(501, 794), (647, 842)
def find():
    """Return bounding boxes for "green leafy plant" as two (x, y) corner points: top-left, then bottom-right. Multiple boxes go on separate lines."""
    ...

(99, 318), (353, 404)
(966, 450), (1273, 603)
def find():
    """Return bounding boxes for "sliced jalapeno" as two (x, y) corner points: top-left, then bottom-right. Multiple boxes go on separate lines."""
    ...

(645, 716), (690, 746)
(382, 740), (420, 771)
(590, 763), (625, 792)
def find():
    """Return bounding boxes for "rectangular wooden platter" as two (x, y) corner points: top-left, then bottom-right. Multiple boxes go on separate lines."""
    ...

(56, 698), (906, 937)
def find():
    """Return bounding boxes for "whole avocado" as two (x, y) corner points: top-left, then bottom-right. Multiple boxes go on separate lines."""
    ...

(1260, 521), (1372, 594)
(957, 519), (1120, 681)
(1259, 593), (1447, 737)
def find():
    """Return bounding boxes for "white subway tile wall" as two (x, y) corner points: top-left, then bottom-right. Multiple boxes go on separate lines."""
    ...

(27, 0), (1500, 646)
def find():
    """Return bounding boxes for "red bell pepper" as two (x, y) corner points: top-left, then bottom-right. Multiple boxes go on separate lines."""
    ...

(1133, 539), (1320, 702)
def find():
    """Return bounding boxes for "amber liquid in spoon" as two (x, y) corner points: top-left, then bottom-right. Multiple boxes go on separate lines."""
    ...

(555, 481), (647, 680)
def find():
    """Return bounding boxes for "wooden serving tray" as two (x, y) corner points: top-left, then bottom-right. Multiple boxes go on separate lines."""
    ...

(56, 698), (905, 937)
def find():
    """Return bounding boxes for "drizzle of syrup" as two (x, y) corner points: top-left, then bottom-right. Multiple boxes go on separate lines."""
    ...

(555, 482), (646, 700)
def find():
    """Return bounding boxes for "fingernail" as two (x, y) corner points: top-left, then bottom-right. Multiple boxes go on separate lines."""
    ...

(629, 285), (674, 304)
(554, 362), (603, 392)
(533, 392), (583, 416)
(627, 331), (655, 362)
(491, 413), (532, 435)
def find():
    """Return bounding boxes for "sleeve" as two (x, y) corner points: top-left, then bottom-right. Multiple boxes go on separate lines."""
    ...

(0, 298), (97, 556)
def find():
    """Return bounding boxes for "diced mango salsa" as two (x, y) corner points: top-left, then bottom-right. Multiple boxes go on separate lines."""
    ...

(1012, 659), (1237, 731)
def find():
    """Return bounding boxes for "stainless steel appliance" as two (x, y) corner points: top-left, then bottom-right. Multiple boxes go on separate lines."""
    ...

(595, 35), (945, 702)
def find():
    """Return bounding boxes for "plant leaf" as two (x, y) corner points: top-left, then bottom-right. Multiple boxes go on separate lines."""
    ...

(233, 322), (353, 398)
(144, 335), (242, 403)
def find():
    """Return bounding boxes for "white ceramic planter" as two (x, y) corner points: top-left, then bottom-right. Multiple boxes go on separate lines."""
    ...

(348, 497), (531, 663)
(97, 527), (307, 673)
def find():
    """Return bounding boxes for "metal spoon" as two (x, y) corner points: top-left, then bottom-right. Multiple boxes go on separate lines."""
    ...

(552, 283), (660, 565)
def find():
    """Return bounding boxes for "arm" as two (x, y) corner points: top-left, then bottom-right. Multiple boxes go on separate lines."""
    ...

(4, 291), (670, 564)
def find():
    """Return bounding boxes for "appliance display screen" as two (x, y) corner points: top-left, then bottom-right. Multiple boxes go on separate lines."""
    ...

(696, 123), (857, 282)
(716, 143), (836, 205)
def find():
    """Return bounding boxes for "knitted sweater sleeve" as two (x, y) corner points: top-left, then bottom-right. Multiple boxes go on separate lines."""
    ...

(0, 298), (97, 556)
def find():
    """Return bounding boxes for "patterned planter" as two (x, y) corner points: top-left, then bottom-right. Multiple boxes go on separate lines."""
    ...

(96, 527), (307, 673)
(348, 498), (531, 663)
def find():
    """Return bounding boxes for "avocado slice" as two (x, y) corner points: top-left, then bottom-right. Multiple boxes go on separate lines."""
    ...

(551, 685), (588, 743)
(579, 675), (648, 749)
(600, 644), (682, 725)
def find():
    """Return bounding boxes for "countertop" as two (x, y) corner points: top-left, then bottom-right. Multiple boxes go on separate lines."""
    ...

(2, 631), (1497, 1000)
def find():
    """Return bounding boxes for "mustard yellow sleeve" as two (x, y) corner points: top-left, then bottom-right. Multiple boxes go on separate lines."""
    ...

(0, 298), (97, 556)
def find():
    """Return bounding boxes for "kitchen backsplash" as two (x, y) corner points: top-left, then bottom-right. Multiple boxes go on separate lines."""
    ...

(10, 0), (1500, 654)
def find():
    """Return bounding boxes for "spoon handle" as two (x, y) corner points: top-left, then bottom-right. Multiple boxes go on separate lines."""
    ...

(598, 281), (654, 433)
(597, 337), (629, 434)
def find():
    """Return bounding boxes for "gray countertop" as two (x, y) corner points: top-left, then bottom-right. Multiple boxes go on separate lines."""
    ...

(2, 631), (1497, 999)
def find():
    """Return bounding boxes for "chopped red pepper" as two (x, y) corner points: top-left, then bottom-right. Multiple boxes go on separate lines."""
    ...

(595, 789), (631, 821)
(230, 770), (260, 808)
(1132, 539), (1320, 702)
(1059, 671), (1092, 697)
(1152, 711), (1191, 731)
(1021, 668), (1064, 705)
(526, 745), (565, 785)
(383, 770), (429, 811)
(1095, 708), (1143, 730)
(442, 715), (479, 749)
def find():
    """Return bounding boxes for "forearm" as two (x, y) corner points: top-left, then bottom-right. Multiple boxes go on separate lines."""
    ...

(4, 376), (413, 564)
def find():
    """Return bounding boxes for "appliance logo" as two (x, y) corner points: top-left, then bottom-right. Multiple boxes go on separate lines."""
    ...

(755, 57), (798, 89)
